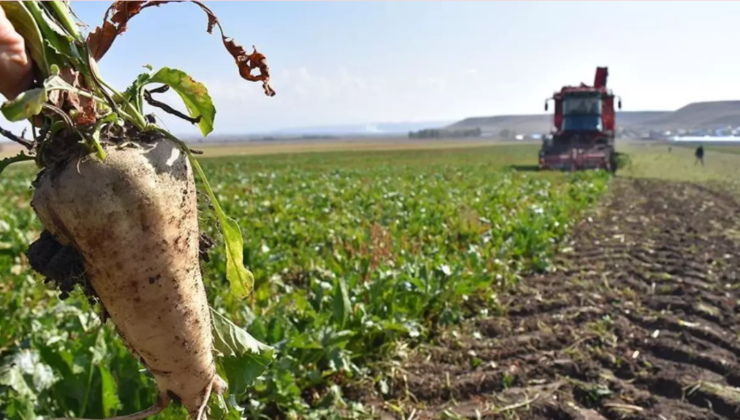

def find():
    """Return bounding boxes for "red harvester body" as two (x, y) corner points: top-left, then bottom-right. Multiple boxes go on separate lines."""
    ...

(539, 67), (621, 172)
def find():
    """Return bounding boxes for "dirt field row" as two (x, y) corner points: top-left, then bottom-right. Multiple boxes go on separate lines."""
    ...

(370, 177), (740, 420)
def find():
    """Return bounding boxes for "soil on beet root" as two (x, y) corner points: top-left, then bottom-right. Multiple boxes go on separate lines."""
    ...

(27, 228), (216, 306)
(25, 126), (217, 312)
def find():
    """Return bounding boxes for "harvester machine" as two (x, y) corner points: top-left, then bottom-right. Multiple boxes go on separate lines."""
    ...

(539, 67), (621, 172)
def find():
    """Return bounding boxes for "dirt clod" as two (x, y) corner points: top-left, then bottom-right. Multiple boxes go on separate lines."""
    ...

(27, 230), (99, 305)
(198, 232), (215, 263)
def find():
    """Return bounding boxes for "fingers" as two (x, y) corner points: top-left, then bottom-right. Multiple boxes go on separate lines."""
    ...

(0, 5), (34, 100)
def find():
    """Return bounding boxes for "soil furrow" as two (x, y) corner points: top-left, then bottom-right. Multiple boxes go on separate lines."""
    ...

(356, 177), (740, 419)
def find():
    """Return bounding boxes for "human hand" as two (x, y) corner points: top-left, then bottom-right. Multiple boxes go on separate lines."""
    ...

(0, 6), (34, 101)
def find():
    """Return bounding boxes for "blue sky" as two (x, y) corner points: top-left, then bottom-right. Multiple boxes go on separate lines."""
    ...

(3, 1), (740, 137)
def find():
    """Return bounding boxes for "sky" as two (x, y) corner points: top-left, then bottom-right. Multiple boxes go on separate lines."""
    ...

(3, 1), (740, 138)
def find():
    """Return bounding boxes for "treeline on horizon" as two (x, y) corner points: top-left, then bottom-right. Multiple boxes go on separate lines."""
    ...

(408, 127), (483, 139)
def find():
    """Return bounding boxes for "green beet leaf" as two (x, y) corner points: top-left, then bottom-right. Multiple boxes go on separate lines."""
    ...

(0, 153), (35, 178)
(148, 67), (216, 137)
(0, 87), (47, 122)
(210, 308), (274, 397)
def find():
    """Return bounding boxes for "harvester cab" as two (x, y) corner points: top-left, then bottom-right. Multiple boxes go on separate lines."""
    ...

(539, 67), (621, 173)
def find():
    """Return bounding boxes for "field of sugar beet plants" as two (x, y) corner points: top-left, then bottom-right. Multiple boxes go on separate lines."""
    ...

(0, 143), (614, 419)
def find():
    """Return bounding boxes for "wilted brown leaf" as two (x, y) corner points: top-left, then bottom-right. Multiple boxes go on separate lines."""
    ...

(75, 101), (98, 126)
(59, 68), (80, 109)
(47, 68), (97, 126)
(87, 1), (147, 61)
(86, 22), (116, 62)
(222, 40), (275, 97)
(109, 1), (147, 26)
(86, 0), (275, 96)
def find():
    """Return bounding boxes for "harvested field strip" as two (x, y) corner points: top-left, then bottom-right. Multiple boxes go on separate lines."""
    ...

(367, 178), (740, 420)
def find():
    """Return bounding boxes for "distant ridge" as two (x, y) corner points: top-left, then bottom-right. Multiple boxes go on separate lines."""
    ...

(629, 101), (740, 130)
(444, 101), (740, 134)
(273, 120), (455, 136)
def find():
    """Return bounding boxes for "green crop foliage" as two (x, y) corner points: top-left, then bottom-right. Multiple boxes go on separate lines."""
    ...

(0, 144), (610, 419)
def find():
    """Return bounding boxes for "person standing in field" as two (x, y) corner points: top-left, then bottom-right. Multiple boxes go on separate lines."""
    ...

(695, 145), (704, 166)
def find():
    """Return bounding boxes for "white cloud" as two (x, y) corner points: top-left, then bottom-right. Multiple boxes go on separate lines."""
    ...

(184, 66), (401, 133)
(2, 66), (476, 139)
(188, 65), (496, 134)
(418, 77), (446, 92)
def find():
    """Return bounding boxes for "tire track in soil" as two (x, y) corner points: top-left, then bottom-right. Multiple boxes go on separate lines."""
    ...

(366, 178), (740, 420)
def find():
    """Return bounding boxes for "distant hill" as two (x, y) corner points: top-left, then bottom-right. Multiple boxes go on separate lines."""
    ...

(616, 111), (672, 127)
(445, 101), (740, 134)
(447, 114), (553, 135)
(446, 111), (670, 134)
(629, 101), (740, 130)
(273, 120), (455, 136)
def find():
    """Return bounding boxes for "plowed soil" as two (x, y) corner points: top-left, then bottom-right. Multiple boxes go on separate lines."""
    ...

(374, 178), (740, 420)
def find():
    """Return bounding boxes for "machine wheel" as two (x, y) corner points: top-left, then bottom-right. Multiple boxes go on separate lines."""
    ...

(607, 152), (618, 174)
